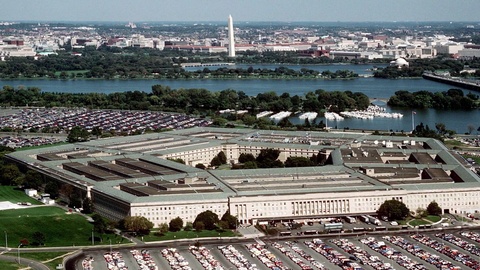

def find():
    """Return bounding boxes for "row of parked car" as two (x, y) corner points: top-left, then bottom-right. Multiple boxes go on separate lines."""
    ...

(361, 237), (426, 270)
(383, 235), (458, 270)
(218, 245), (258, 270)
(332, 238), (393, 270)
(305, 239), (363, 270)
(411, 234), (478, 269)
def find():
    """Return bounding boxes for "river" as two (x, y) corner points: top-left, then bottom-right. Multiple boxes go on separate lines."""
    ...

(1, 64), (479, 133)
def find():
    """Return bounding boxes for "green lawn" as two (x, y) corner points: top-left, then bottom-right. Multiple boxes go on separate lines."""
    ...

(143, 229), (236, 242)
(425, 215), (441, 223)
(0, 206), (117, 247)
(0, 260), (19, 270)
(0, 186), (42, 205)
(408, 219), (430, 227)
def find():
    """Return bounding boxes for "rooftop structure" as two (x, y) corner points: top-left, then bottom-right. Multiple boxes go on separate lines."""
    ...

(7, 127), (480, 226)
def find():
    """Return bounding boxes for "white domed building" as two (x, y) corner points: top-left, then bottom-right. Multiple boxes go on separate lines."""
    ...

(390, 57), (409, 68)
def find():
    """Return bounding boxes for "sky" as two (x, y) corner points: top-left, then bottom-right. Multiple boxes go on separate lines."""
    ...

(1, 0), (479, 22)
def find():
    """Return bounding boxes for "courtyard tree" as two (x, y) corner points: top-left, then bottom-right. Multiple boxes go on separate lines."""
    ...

(256, 148), (283, 168)
(217, 151), (227, 164)
(377, 199), (410, 221)
(210, 156), (222, 167)
(195, 163), (206, 170)
(238, 153), (255, 163)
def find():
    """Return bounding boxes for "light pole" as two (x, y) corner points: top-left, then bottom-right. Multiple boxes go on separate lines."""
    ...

(91, 230), (94, 246)
(17, 243), (21, 265)
(4, 231), (7, 250)
(109, 239), (112, 253)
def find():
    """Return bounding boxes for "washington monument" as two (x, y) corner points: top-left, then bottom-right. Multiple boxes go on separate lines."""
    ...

(228, 15), (235, 57)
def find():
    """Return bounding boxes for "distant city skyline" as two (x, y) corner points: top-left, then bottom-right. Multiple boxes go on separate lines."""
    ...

(1, 0), (480, 23)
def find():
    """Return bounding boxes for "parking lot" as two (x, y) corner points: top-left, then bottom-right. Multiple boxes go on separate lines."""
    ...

(78, 229), (480, 270)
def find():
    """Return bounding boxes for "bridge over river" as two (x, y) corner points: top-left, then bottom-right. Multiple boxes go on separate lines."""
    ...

(423, 72), (480, 91)
(369, 98), (389, 104)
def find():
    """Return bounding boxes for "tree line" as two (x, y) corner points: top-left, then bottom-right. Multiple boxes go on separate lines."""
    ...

(373, 58), (480, 79)
(0, 45), (376, 79)
(0, 85), (371, 115)
(387, 89), (479, 110)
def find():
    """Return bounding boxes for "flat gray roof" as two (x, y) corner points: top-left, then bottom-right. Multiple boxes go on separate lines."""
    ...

(5, 127), (480, 204)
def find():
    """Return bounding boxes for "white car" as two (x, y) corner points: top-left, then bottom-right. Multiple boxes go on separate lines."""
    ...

(390, 221), (398, 226)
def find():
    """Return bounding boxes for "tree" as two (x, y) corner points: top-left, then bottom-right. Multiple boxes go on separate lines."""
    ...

(212, 117), (227, 126)
(377, 199), (410, 221)
(1, 164), (21, 185)
(184, 222), (193, 231)
(122, 216), (154, 235)
(221, 210), (238, 230)
(194, 221), (205, 231)
(243, 161), (257, 169)
(92, 213), (107, 234)
(45, 180), (60, 199)
(91, 126), (102, 139)
(67, 126), (89, 143)
(32, 231), (46, 246)
(82, 197), (93, 214)
(158, 223), (169, 234)
(210, 156), (222, 167)
(238, 153), (255, 163)
(193, 210), (219, 230)
(169, 217), (184, 232)
(217, 151), (227, 164)
(415, 207), (428, 218)
(24, 170), (43, 189)
(284, 156), (315, 167)
(426, 201), (442, 216)
(256, 148), (283, 168)
(195, 163), (206, 170)
(167, 158), (185, 164)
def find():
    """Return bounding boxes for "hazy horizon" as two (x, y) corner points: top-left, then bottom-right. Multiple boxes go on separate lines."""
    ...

(1, 0), (479, 23)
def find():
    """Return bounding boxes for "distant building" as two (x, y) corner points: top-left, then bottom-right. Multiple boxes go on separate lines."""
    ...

(390, 57), (409, 68)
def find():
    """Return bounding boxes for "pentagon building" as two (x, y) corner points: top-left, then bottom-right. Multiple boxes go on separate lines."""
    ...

(7, 127), (480, 226)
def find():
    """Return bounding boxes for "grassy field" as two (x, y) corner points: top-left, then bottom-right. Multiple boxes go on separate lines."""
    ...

(0, 186), (42, 205)
(143, 229), (236, 242)
(0, 260), (19, 270)
(0, 206), (117, 247)
(408, 219), (430, 227)
(425, 215), (441, 223)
